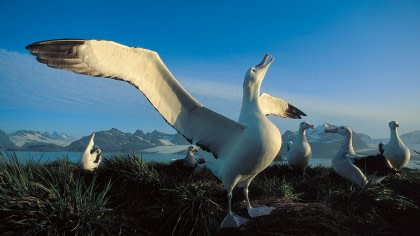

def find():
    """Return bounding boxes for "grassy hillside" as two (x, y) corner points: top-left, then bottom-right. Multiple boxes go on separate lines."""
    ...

(0, 152), (419, 235)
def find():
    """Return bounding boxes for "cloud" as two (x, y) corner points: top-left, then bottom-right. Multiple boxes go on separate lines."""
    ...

(1, 49), (419, 138)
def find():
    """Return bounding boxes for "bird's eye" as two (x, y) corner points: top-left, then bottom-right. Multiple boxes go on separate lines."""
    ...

(251, 68), (256, 72)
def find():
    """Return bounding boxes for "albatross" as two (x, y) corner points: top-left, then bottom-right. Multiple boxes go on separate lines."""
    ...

(325, 126), (397, 186)
(25, 39), (306, 228)
(286, 121), (314, 176)
(79, 133), (102, 171)
(378, 121), (410, 170)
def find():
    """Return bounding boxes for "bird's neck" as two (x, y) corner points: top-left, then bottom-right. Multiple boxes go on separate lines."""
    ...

(390, 128), (400, 142)
(186, 151), (195, 160)
(339, 133), (356, 156)
(297, 128), (308, 142)
(239, 81), (263, 122)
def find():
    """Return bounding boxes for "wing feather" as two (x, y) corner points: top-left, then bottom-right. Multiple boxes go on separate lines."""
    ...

(26, 39), (244, 158)
(259, 93), (306, 119)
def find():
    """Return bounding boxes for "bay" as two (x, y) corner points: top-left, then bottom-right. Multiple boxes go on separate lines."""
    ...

(2, 151), (419, 169)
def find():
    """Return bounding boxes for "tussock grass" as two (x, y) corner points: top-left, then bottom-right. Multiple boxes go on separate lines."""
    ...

(251, 175), (300, 200)
(0, 152), (139, 235)
(157, 181), (223, 236)
(1, 152), (419, 235)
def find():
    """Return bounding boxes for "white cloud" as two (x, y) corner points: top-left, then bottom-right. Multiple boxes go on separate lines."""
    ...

(1, 49), (419, 138)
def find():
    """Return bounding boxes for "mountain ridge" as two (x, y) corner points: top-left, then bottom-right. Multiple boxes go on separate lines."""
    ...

(2, 125), (419, 153)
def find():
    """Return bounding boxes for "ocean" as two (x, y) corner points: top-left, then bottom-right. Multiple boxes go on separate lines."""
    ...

(2, 151), (419, 169)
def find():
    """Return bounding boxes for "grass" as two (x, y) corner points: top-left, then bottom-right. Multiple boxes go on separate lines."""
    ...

(0, 151), (419, 235)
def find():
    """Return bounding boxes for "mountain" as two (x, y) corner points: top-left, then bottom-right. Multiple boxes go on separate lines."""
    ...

(0, 129), (16, 150)
(280, 123), (369, 158)
(7, 130), (76, 151)
(66, 128), (190, 152)
(4, 126), (418, 154)
(355, 132), (373, 144)
(282, 130), (297, 143)
(400, 131), (420, 145)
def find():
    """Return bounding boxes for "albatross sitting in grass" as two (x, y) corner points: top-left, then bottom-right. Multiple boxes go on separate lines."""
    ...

(378, 121), (410, 170)
(325, 126), (397, 186)
(26, 39), (306, 228)
(287, 121), (314, 176)
(79, 133), (102, 171)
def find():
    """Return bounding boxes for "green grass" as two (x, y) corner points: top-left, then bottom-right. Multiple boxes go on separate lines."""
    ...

(1, 152), (419, 235)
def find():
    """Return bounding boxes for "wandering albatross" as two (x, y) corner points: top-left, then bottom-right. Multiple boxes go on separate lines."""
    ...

(378, 121), (410, 170)
(25, 39), (306, 228)
(325, 126), (397, 186)
(287, 121), (314, 176)
(79, 133), (102, 171)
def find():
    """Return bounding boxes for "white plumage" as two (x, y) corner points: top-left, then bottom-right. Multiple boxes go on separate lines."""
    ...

(325, 126), (397, 186)
(287, 121), (314, 175)
(79, 133), (102, 171)
(379, 121), (410, 170)
(26, 40), (306, 228)
(182, 146), (198, 168)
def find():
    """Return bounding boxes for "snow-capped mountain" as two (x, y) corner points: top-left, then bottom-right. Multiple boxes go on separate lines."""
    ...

(43, 131), (73, 141)
(0, 129), (16, 150)
(306, 123), (341, 143)
(282, 123), (368, 147)
(400, 131), (420, 145)
(8, 130), (76, 148)
(67, 128), (189, 152)
(3, 125), (418, 154)
(280, 123), (370, 158)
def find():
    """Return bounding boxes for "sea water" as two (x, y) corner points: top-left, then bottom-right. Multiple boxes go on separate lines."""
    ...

(1, 151), (185, 164)
(2, 151), (419, 169)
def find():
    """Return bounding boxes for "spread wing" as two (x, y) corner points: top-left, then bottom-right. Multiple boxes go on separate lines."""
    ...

(26, 39), (244, 158)
(259, 93), (306, 119)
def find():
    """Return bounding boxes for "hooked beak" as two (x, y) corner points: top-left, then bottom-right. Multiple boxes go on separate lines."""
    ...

(256, 54), (274, 70)
(308, 124), (315, 129)
(324, 128), (338, 133)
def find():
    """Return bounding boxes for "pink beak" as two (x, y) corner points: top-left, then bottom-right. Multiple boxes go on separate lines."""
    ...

(308, 124), (315, 129)
(324, 128), (338, 133)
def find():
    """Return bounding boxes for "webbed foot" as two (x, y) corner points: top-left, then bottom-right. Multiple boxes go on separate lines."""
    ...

(248, 206), (275, 218)
(220, 212), (249, 228)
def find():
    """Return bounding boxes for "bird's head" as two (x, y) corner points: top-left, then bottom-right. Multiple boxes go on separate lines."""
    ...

(188, 146), (198, 153)
(300, 121), (314, 131)
(244, 54), (274, 86)
(324, 126), (352, 137)
(389, 121), (399, 129)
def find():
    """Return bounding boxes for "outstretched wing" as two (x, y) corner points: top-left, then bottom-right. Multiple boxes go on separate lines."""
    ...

(259, 93), (306, 119)
(26, 39), (244, 158)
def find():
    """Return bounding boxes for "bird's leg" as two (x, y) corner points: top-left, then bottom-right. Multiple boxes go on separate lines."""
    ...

(220, 190), (249, 228)
(244, 186), (275, 218)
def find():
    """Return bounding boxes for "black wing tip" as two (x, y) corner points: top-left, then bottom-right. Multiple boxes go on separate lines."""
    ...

(287, 104), (307, 119)
(25, 38), (88, 50)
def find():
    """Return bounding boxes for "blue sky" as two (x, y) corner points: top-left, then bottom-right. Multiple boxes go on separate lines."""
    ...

(0, 0), (419, 138)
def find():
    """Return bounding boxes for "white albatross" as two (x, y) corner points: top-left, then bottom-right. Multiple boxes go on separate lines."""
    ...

(378, 121), (410, 170)
(25, 39), (306, 228)
(79, 133), (102, 171)
(325, 126), (397, 186)
(287, 121), (314, 176)
(182, 146), (199, 169)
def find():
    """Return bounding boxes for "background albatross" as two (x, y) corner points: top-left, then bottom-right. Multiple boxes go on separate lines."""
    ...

(25, 39), (306, 228)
